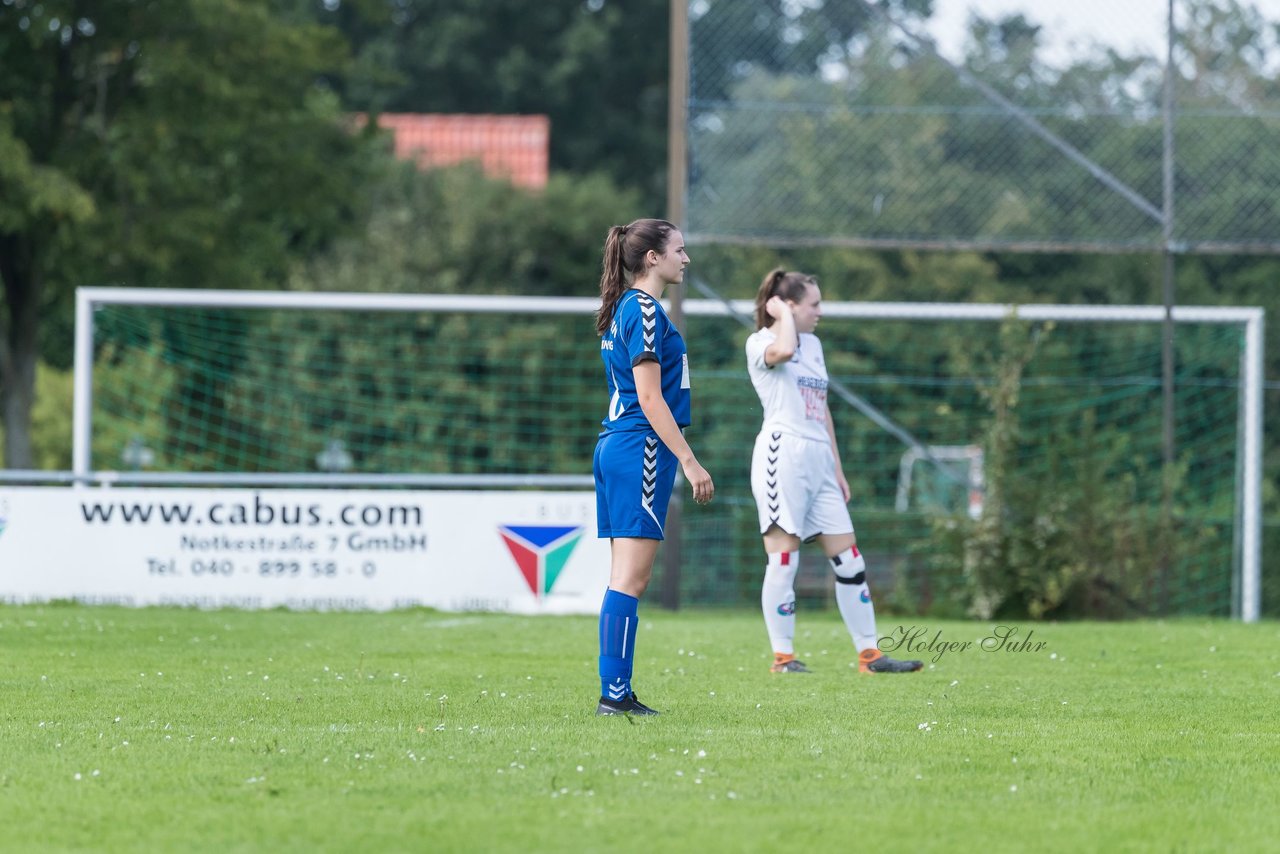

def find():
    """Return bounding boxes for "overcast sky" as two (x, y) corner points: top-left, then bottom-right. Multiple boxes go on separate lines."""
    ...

(925, 0), (1280, 65)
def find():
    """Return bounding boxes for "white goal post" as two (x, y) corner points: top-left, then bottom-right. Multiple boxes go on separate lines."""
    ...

(72, 287), (1264, 621)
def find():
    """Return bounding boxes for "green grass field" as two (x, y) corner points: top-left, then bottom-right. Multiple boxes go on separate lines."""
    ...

(2, 604), (1278, 852)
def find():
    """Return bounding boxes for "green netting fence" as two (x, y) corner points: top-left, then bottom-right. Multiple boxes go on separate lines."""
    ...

(685, 0), (1280, 253)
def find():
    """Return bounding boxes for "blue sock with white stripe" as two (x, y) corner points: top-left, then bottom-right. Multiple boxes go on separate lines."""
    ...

(599, 588), (639, 701)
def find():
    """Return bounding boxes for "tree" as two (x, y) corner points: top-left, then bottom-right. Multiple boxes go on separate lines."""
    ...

(0, 0), (375, 467)
(289, 160), (642, 297)
(309, 0), (672, 209)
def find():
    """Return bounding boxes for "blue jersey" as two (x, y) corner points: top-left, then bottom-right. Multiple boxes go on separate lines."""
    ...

(599, 289), (691, 434)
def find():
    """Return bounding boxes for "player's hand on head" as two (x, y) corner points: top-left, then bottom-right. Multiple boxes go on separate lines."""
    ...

(765, 295), (790, 319)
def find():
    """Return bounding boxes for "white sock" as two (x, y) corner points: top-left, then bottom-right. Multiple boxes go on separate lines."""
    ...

(831, 546), (877, 653)
(761, 551), (798, 655)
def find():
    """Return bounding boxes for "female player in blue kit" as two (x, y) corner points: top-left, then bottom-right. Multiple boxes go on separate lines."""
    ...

(592, 218), (714, 716)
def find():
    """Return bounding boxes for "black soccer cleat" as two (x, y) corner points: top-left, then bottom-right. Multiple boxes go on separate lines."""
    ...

(770, 657), (811, 673)
(595, 692), (660, 716)
(859, 649), (924, 674)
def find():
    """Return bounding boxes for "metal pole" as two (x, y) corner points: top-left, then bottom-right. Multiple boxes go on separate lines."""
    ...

(1158, 0), (1178, 610)
(1241, 312), (1264, 622)
(661, 0), (690, 610)
(1161, 0), (1177, 469)
(72, 289), (96, 481)
(667, 0), (689, 233)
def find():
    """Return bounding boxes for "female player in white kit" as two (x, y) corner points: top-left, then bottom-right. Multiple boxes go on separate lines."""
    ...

(746, 269), (922, 675)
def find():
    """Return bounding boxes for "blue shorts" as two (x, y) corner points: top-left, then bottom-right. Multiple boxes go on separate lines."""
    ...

(593, 430), (679, 539)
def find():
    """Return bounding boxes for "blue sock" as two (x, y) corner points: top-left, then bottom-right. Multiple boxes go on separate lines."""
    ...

(599, 588), (639, 701)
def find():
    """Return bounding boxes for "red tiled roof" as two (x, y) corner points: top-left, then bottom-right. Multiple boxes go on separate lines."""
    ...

(367, 113), (550, 189)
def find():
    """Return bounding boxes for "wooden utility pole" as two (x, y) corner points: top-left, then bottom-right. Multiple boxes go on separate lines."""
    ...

(661, 0), (689, 610)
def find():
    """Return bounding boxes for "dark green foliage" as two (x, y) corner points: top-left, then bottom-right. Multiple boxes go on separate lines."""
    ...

(287, 161), (642, 298)
(932, 317), (1224, 619)
(309, 0), (672, 209)
(0, 0), (378, 465)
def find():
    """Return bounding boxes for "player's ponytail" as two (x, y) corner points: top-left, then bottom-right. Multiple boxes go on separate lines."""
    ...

(596, 225), (629, 335)
(595, 219), (678, 336)
(754, 268), (818, 329)
(754, 268), (787, 329)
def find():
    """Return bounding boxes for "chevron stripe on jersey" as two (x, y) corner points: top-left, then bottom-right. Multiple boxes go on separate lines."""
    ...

(637, 293), (657, 354)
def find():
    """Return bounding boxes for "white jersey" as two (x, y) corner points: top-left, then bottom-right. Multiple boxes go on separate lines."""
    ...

(745, 327), (831, 444)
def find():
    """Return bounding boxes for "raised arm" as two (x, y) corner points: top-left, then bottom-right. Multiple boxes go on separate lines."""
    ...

(762, 296), (799, 366)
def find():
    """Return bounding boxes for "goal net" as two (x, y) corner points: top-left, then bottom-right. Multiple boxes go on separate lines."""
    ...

(74, 288), (1262, 619)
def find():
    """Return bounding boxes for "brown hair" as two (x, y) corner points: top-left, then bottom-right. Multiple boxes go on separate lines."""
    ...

(754, 268), (818, 329)
(595, 218), (679, 336)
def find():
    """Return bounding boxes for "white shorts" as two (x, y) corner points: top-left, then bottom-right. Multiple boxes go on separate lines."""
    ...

(751, 429), (854, 540)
